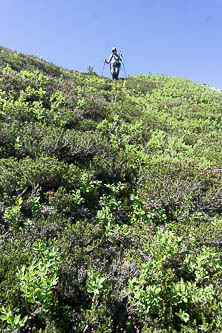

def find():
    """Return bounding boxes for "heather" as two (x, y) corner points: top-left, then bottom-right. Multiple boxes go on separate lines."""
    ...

(0, 46), (221, 332)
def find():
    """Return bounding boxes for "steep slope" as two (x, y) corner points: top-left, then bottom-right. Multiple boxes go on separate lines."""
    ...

(0, 47), (221, 333)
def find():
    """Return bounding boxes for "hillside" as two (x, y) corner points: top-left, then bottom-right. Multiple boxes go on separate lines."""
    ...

(0, 46), (221, 333)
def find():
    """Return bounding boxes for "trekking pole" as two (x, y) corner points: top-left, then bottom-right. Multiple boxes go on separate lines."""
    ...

(102, 61), (105, 76)
(120, 51), (127, 78)
(122, 61), (127, 78)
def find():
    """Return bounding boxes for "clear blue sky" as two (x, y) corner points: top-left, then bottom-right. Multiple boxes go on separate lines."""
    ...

(1, 0), (222, 87)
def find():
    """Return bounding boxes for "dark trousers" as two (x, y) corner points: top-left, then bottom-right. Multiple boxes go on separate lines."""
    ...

(110, 65), (120, 80)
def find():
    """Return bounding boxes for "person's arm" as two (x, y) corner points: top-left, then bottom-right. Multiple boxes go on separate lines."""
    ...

(105, 54), (113, 64)
(119, 52), (123, 61)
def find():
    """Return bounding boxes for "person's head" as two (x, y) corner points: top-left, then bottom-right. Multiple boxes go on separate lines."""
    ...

(112, 47), (117, 53)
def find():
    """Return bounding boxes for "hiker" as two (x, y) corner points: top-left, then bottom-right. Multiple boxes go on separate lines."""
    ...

(104, 47), (123, 80)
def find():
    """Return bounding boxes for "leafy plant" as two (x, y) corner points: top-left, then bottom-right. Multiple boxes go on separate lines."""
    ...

(3, 197), (23, 227)
(86, 269), (109, 301)
(0, 306), (28, 332)
(17, 242), (61, 313)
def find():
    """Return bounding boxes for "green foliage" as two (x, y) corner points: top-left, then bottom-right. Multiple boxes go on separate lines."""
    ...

(86, 269), (109, 299)
(0, 306), (28, 332)
(3, 197), (23, 227)
(17, 242), (61, 313)
(0, 45), (222, 332)
(87, 65), (95, 75)
(127, 261), (163, 318)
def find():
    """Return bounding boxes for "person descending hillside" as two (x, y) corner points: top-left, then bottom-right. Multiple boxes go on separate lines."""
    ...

(104, 47), (123, 80)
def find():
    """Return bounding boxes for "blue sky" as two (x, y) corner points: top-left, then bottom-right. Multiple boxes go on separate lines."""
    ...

(1, 0), (222, 87)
